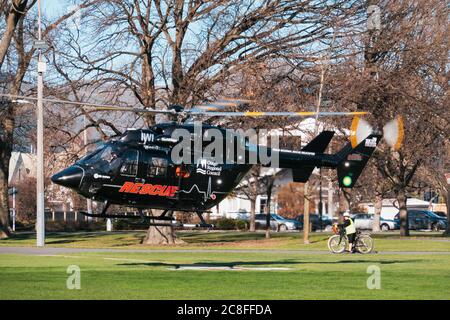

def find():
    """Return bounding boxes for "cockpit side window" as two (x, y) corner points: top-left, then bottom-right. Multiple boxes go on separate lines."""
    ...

(148, 157), (167, 177)
(120, 150), (139, 176)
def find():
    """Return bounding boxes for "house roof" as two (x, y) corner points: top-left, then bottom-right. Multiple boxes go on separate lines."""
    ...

(8, 152), (37, 184)
(363, 198), (430, 208)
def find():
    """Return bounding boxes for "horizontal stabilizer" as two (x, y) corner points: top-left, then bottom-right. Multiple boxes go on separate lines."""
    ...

(291, 131), (334, 182)
(302, 131), (334, 153)
(292, 166), (315, 183)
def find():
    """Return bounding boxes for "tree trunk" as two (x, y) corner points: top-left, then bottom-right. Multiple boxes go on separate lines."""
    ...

(396, 189), (409, 236)
(265, 181), (274, 239)
(0, 170), (11, 239)
(249, 198), (256, 232)
(303, 182), (310, 244)
(444, 188), (450, 236)
(142, 222), (184, 245)
(0, 101), (14, 239)
(264, 198), (271, 239)
(0, 0), (29, 69)
(142, 212), (184, 245)
(372, 194), (382, 232)
(338, 189), (349, 213)
(328, 178), (334, 217)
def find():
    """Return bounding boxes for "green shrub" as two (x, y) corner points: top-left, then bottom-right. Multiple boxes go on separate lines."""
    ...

(234, 219), (248, 230)
(215, 218), (247, 230)
(45, 220), (106, 232)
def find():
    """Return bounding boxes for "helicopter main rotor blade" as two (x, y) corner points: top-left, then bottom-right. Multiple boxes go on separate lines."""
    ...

(1, 94), (369, 118)
(192, 98), (254, 110)
(217, 97), (254, 103)
(187, 111), (369, 117)
(0, 94), (176, 115)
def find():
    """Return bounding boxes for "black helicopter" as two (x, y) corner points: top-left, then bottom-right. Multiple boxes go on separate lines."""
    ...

(46, 100), (388, 228)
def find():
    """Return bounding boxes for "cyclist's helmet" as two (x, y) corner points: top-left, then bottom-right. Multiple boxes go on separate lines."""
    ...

(343, 211), (350, 217)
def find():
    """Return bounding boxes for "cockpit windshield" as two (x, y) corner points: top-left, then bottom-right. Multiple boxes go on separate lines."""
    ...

(77, 143), (124, 170)
(76, 144), (106, 165)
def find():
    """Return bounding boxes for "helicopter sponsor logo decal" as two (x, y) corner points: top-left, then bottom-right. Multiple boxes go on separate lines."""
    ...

(143, 144), (169, 153)
(140, 132), (155, 144)
(364, 137), (377, 148)
(119, 182), (178, 197)
(157, 136), (178, 144)
(93, 173), (111, 179)
(347, 153), (363, 161)
(170, 122), (280, 168)
(272, 148), (315, 156)
(196, 158), (222, 176)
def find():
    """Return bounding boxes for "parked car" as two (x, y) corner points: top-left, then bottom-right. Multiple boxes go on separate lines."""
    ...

(351, 213), (398, 231)
(253, 213), (301, 231)
(295, 214), (333, 231)
(236, 212), (249, 220)
(224, 211), (249, 220)
(353, 213), (373, 230)
(394, 210), (448, 231)
(380, 217), (399, 231)
(434, 211), (447, 218)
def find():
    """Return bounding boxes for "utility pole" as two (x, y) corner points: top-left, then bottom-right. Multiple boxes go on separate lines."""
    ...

(36, 0), (46, 247)
(303, 182), (310, 244)
(304, 60), (326, 244)
(83, 114), (93, 220)
(319, 168), (323, 231)
(12, 187), (16, 232)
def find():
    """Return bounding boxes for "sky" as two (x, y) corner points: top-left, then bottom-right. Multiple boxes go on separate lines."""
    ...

(40, 0), (70, 19)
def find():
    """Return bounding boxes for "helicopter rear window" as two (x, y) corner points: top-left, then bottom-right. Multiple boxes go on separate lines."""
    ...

(148, 157), (167, 177)
(120, 150), (139, 176)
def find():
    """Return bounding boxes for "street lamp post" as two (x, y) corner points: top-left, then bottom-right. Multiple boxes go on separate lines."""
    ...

(319, 168), (323, 232)
(36, 0), (46, 247)
(83, 114), (93, 220)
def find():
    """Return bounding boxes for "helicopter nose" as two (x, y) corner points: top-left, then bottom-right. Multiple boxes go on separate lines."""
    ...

(51, 166), (84, 189)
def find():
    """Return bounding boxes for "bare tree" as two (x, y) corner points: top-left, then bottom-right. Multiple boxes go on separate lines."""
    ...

(0, 0), (33, 69)
(327, 0), (448, 236)
(49, 0), (363, 244)
(0, 1), (97, 238)
(236, 166), (267, 232)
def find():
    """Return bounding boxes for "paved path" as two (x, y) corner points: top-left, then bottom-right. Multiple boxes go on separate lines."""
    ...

(1, 246), (450, 255)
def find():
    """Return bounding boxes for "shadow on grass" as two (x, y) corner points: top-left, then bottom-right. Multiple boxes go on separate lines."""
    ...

(371, 232), (449, 240)
(1, 231), (143, 245)
(178, 231), (302, 244)
(117, 258), (424, 269)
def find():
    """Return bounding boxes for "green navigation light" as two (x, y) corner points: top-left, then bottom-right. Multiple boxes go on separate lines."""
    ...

(342, 176), (352, 187)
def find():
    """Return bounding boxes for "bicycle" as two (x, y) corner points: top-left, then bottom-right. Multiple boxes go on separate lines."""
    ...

(327, 225), (374, 254)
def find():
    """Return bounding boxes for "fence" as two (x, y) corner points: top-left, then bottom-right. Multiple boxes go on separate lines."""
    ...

(44, 210), (148, 222)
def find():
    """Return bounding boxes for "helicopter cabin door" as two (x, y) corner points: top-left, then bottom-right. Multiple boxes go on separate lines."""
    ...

(141, 151), (176, 206)
(113, 148), (141, 203)
(113, 149), (174, 206)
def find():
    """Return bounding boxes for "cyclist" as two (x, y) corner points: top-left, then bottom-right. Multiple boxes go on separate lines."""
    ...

(338, 211), (356, 252)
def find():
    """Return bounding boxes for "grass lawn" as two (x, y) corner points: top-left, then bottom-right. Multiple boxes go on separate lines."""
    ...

(1, 251), (449, 299)
(0, 230), (449, 251)
(0, 230), (450, 299)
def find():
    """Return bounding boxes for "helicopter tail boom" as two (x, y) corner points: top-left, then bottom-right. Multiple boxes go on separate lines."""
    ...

(275, 133), (381, 187)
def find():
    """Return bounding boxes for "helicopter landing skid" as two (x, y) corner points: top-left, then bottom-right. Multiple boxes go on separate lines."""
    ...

(79, 211), (174, 220)
(79, 211), (214, 228)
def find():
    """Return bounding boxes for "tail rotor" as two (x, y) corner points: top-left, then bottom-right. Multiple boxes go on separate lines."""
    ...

(350, 116), (404, 150)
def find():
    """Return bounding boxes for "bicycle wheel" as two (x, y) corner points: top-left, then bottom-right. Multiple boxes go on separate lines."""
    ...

(355, 235), (374, 254)
(327, 235), (347, 254)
